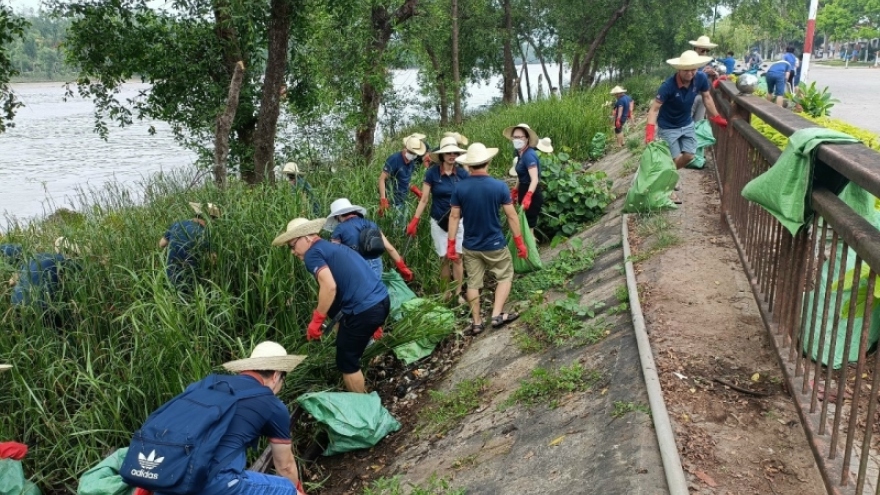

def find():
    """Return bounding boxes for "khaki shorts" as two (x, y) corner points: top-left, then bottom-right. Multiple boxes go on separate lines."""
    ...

(463, 248), (514, 290)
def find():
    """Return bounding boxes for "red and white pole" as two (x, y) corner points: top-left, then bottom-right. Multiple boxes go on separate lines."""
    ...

(801, 0), (820, 83)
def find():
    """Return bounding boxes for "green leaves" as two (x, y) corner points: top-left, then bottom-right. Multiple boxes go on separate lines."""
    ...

(540, 151), (615, 239)
(788, 81), (839, 118)
(0, 5), (28, 133)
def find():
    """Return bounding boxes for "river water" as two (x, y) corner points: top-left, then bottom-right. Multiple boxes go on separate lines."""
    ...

(0, 64), (568, 228)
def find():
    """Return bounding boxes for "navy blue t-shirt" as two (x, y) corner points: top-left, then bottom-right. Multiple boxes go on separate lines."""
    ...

(382, 151), (416, 206)
(515, 148), (541, 185)
(423, 165), (469, 221)
(766, 59), (792, 74)
(451, 175), (512, 251)
(0, 244), (22, 263)
(304, 239), (387, 315)
(164, 219), (210, 268)
(656, 71), (710, 129)
(613, 95), (633, 120)
(11, 253), (68, 306)
(330, 217), (379, 252)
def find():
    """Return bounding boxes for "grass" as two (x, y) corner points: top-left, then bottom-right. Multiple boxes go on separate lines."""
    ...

(361, 475), (464, 495)
(515, 291), (610, 352)
(511, 237), (597, 298)
(627, 212), (681, 263)
(451, 454), (479, 470)
(501, 363), (603, 410)
(611, 401), (651, 418)
(416, 378), (489, 438)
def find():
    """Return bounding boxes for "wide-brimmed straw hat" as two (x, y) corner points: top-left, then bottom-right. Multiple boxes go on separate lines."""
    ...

(443, 131), (469, 146)
(610, 85), (627, 95)
(429, 136), (467, 162)
(502, 123), (539, 148)
(402, 134), (427, 156)
(54, 236), (81, 256)
(271, 217), (326, 247)
(323, 198), (368, 232)
(282, 162), (303, 176)
(456, 143), (498, 167)
(667, 50), (713, 70)
(223, 341), (306, 373)
(689, 36), (718, 50)
(537, 137), (554, 154)
(189, 202), (221, 218)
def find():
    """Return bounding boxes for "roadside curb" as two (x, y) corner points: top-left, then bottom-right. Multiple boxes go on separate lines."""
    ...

(621, 213), (689, 495)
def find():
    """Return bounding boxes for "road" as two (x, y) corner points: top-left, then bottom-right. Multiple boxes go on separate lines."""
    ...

(806, 65), (880, 135)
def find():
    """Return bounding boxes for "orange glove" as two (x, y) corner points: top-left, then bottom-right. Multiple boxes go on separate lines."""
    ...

(522, 191), (533, 211)
(409, 185), (423, 199)
(645, 124), (656, 143)
(513, 235), (528, 258)
(372, 327), (383, 340)
(446, 239), (458, 261)
(395, 258), (414, 282)
(709, 115), (728, 128)
(406, 216), (419, 237)
(378, 198), (390, 217)
(306, 311), (326, 341)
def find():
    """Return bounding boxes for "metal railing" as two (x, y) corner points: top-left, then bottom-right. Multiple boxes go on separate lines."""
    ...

(713, 80), (880, 495)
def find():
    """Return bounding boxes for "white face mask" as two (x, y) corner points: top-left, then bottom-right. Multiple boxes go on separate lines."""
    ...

(405, 152), (418, 161)
(512, 138), (526, 150)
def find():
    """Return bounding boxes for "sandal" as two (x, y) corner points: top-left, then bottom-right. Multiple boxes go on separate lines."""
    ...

(466, 322), (485, 336)
(491, 312), (520, 328)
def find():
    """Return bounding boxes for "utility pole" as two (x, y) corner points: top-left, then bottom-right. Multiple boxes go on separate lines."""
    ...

(801, 0), (820, 82)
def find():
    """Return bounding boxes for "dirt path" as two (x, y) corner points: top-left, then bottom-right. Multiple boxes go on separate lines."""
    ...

(629, 162), (827, 494)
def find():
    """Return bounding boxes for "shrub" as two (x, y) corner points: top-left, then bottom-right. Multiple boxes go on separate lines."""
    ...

(752, 114), (880, 152)
(540, 151), (615, 238)
(787, 81), (838, 118)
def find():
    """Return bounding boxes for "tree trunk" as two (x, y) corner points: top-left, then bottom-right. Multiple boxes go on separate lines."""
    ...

(251, 0), (293, 184)
(527, 38), (553, 89)
(557, 49), (563, 95)
(214, 60), (245, 187)
(518, 43), (531, 102)
(501, 0), (517, 104)
(570, 0), (630, 89)
(425, 43), (449, 125)
(451, 0), (462, 124)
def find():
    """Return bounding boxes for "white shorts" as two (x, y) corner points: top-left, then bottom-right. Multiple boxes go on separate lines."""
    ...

(430, 218), (464, 257)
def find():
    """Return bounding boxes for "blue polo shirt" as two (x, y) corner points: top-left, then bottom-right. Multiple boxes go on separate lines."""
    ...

(11, 253), (68, 306)
(451, 175), (512, 252)
(382, 151), (416, 206)
(613, 95), (633, 120)
(766, 59), (792, 74)
(721, 56), (736, 74)
(304, 239), (387, 315)
(783, 53), (797, 71)
(1, 244), (22, 263)
(656, 71), (710, 129)
(165, 220), (210, 268)
(514, 148), (541, 185)
(423, 165), (468, 222)
(330, 217), (379, 252)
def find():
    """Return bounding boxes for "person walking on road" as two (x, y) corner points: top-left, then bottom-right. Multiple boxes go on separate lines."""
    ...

(378, 134), (428, 228)
(503, 123), (544, 236)
(447, 143), (528, 335)
(610, 86), (634, 148)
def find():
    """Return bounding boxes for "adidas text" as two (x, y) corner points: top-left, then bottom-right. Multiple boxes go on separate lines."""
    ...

(130, 468), (160, 480)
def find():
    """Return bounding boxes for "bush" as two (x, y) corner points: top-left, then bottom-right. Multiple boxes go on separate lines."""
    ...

(787, 81), (838, 118)
(540, 150), (615, 239)
(752, 114), (880, 152)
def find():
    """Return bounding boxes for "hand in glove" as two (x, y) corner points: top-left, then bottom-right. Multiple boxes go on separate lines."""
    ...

(446, 239), (459, 261)
(378, 198), (390, 217)
(615, 119), (621, 129)
(709, 115), (728, 128)
(395, 258), (414, 282)
(306, 311), (326, 341)
(513, 235), (528, 259)
(522, 191), (534, 211)
(0, 442), (28, 460)
(372, 327), (384, 340)
(406, 216), (419, 237)
(645, 124), (656, 143)
(510, 187), (519, 204)
(409, 185), (423, 199)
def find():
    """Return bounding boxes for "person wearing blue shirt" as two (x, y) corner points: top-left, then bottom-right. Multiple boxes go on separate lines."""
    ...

(689, 36), (720, 121)
(282, 162), (321, 217)
(10, 237), (80, 329)
(407, 136), (469, 302)
(273, 218), (390, 393)
(447, 143), (528, 335)
(325, 197), (413, 281)
(765, 54), (793, 107)
(646, 50), (728, 174)
(783, 47), (799, 89)
(503, 123), (544, 234)
(378, 133), (427, 227)
(721, 51), (736, 75)
(610, 86), (634, 148)
(1, 243), (22, 264)
(159, 202), (219, 289)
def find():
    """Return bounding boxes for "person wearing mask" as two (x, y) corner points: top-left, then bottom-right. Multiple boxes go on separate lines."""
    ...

(159, 202), (219, 289)
(764, 54), (793, 107)
(503, 123), (543, 235)
(378, 134), (428, 227)
(407, 136), (469, 303)
(610, 86), (634, 148)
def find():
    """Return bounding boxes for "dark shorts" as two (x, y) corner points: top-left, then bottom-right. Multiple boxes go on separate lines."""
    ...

(335, 296), (390, 374)
(614, 116), (628, 134)
(517, 183), (544, 229)
(765, 72), (786, 97)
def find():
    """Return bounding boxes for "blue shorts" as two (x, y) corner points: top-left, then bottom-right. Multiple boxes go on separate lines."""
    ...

(765, 72), (786, 97)
(657, 123), (697, 158)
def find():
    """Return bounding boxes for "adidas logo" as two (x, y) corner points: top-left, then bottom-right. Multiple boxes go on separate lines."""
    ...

(138, 450), (165, 470)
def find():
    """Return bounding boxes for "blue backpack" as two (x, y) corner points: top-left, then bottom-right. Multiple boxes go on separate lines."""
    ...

(120, 374), (273, 494)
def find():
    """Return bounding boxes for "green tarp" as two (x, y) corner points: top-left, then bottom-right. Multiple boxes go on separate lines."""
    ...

(382, 271), (417, 322)
(508, 207), (542, 274)
(741, 128), (860, 235)
(298, 391), (401, 456)
(0, 459), (41, 495)
(623, 141), (680, 213)
(686, 119), (717, 169)
(392, 298), (455, 364)
(77, 448), (135, 495)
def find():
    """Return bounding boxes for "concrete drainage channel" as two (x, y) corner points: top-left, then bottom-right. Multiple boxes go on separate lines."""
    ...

(621, 213), (689, 495)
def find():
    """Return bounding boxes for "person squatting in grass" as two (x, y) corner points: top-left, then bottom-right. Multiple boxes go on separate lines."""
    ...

(378, 133), (428, 228)
(504, 123), (544, 237)
(447, 142), (528, 335)
(324, 197), (414, 281)
(689, 35), (719, 122)
(282, 161), (321, 217)
(407, 136), (469, 303)
(610, 86), (633, 148)
(159, 202), (219, 290)
(273, 218), (390, 393)
(9, 236), (81, 328)
(645, 50), (729, 173)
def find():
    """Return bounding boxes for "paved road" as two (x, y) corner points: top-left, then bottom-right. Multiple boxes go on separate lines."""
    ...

(806, 65), (880, 135)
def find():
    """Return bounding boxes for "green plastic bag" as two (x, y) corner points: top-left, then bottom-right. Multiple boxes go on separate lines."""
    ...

(298, 391), (401, 456)
(0, 459), (41, 495)
(77, 448), (135, 495)
(623, 141), (680, 213)
(589, 132), (607, 160)
(686, 119), (717, 169)
(381, 271), (417, 321)
(392, 298), (456, 364)
(507, 207), (542, 274)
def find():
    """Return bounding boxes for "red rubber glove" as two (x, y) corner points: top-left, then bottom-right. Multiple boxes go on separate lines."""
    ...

(709, 115), (728, 128)
(422, 154), (432, 167)
(510, 187), (519, 204)
(378, 198), (390, 217)
(446, 239), (459, 261)
(395, 258), (414, 282)
(615, 119), (621, 129)
(645, 124), (656, 143)
(0, 442), (28, 460)
(406, 216), (419, 237)
(522, 191), (533, 211)
(296, 480), (307, 495)
(409, 185), (423, 199)
(513, 235), (528, 259)
(372, 327), (383, 340)
(306, 311), (326, 341)
(134, 489), (154, 495)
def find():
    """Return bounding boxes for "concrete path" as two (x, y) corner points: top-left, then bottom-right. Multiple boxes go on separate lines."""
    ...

(806, 65), (880, 135)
